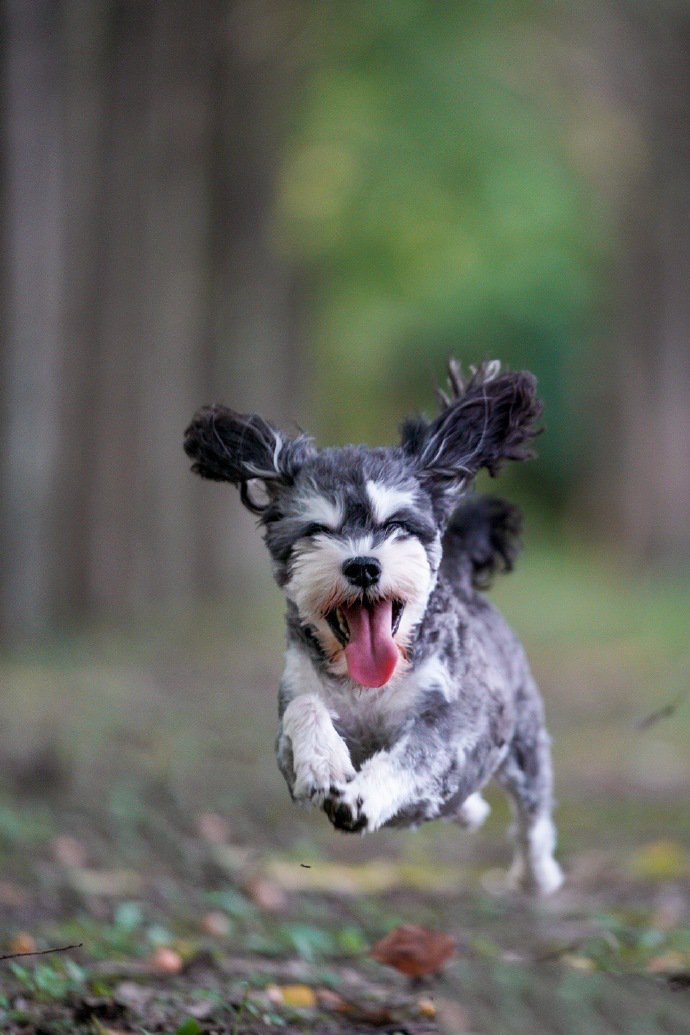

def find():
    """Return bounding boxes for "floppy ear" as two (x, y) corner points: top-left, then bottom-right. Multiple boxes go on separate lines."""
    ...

(184, 405), (314, 514)
(401, 359), (542, 507)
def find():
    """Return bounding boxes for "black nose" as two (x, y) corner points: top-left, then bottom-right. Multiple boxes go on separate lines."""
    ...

(342, 556), (381, 589)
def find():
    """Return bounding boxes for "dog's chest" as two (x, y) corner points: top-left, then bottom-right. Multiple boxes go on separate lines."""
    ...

(324, 672), (427, 763)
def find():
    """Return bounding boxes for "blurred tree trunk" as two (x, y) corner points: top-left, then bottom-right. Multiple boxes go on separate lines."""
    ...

(0, 0), (306, 640)
(1, 0), (64, 637)
(137, 1), (216, 605)
(200, 0), (307, 591)
(582, 3), (690, 564)
(54, 0), (110, 620)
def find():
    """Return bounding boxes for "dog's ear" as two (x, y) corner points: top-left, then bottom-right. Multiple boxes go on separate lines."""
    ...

(401, 360), (543, 509)
(184, 405), (314, 514)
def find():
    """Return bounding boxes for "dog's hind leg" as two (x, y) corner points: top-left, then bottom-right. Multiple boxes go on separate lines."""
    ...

(454, 792), (491, 831)
(496, 716), (563, 896)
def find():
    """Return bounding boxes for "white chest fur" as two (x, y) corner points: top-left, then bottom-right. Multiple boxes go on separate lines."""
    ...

(281, 646), (455, 747)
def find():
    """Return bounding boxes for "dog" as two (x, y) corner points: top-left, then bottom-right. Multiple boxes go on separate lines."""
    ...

(184, 359), (563, 895)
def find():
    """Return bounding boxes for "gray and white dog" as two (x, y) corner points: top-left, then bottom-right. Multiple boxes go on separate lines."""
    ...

(184, 360), (563, 895)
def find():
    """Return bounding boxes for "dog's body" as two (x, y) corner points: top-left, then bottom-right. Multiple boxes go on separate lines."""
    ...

(185, 360), (563, 895)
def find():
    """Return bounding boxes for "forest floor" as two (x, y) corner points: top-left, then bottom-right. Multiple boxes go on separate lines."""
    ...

(0, 543), (689, 1034)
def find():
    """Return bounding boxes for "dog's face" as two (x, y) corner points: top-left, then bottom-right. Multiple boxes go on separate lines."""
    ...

(263, 447), (442, 686)
(184, 361), (541, 688)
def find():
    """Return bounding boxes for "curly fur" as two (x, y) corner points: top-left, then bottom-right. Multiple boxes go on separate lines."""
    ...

(184, 359), (563, 896)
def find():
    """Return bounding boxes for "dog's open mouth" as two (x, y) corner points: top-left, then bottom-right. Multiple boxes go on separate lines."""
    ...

(325, 598), (404, 689)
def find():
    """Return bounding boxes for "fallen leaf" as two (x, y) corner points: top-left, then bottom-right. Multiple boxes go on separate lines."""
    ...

(149, 946), (184, 975)
(9, 932), (37, 955)
(562, 954), (596, 971)
(417, 997), (437, 1018)
(370, 925), (456, 978)
(271, 983), (317, 1009)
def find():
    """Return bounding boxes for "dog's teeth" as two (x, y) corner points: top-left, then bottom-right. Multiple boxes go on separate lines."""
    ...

(336, 608), (349, 641)
(391, 599), (405, 636)
(325, 607), (349, 647)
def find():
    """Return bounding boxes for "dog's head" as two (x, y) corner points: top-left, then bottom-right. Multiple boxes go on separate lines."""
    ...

(184, 360), (541, 688)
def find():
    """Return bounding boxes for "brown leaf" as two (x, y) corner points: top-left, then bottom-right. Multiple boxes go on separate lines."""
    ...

(245, 876), (288, 913)
(9, 932), (37, 955)
(148, 946), (184, 975)
(370, 924), (456, 978)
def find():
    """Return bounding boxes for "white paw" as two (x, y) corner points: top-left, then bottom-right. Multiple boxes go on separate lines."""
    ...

(292, 743), (355, 806)
(283, 694), (356, 806)
(508, 853), (564, 896)
(455, 792), (491, 831)
(531, 856), (564, 896)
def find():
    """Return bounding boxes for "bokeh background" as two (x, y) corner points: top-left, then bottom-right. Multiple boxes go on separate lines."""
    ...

(0, 3), (688, 1032)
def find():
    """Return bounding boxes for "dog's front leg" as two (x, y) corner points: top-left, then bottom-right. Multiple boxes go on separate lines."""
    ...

(324, 722), (462, 833)
(279, 694), (355, 806)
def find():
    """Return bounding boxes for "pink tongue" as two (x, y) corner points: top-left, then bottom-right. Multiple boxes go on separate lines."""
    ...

(343, 599), (398, 688)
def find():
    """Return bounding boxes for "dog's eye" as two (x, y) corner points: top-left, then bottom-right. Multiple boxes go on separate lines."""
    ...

(384, 520), (411, 536)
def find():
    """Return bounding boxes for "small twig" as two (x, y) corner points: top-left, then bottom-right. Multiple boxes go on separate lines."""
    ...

(0, 942), (83, 963)
(635, 655), (690, 731)
(635, 687), (689, 731)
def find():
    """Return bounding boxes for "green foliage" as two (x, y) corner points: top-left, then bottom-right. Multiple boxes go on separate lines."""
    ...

(8, 959), (85, 1002)
(172, 1020), (203, 1035)
(277, 0), (606, 505)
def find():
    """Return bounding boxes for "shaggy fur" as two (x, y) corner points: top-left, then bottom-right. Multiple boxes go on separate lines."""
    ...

(184, 360), (563, 895)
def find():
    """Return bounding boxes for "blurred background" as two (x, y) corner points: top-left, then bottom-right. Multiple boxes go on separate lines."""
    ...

(2, 0), (689, 641)
(0, 2), (689, 1030)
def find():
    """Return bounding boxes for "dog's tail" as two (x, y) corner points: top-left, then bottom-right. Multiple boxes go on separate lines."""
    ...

(442, 495), (522, 591)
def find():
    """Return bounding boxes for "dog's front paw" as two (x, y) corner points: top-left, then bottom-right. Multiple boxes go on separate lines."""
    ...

(323, 785), (368, 833)
(292, 755), (356, 807)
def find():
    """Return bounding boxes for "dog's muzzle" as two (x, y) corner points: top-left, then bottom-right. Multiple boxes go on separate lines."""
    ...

(325, 574), (405, 688)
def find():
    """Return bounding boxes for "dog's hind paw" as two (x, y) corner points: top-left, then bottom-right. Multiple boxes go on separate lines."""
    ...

(507, 852), (564, 897)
